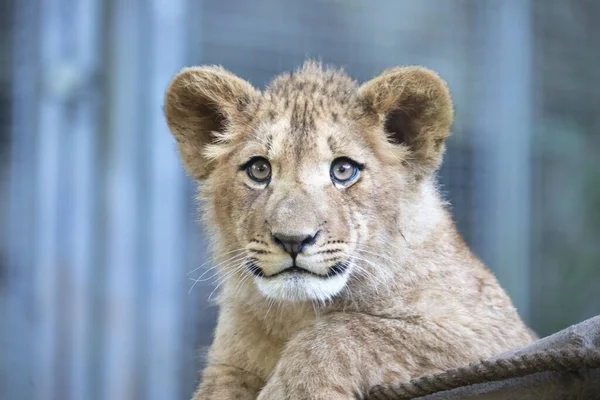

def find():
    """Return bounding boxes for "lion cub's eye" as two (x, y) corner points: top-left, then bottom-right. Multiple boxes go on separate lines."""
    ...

(245, 157), (271, 183)
(330, 157), (361, 184)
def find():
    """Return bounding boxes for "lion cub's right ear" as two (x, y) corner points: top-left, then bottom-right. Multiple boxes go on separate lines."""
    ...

(164, 66), (260, 179)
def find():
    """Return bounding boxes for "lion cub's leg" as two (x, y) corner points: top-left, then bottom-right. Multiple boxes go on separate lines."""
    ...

(192, 304), (281, 400)
(192, 364), (264, 400)
(257, 312), (487, 400)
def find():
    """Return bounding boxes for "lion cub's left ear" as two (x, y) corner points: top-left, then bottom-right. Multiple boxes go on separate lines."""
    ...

(357, 67), (453, 177)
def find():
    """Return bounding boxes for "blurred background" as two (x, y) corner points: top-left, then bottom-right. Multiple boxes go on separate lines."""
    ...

(1, 0), (599, 399)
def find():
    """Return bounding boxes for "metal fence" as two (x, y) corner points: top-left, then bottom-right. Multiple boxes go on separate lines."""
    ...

(1, 1), (599, 400)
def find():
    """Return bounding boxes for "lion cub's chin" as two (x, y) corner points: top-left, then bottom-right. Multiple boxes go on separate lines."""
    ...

(254, 272), (350, 303)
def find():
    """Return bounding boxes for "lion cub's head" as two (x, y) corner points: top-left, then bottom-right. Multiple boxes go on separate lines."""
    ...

(164, 61), (453, 303)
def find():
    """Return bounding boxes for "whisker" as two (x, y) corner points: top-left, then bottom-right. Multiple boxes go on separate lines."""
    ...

(353, 248), (401, 269)
(342, 253), (387, 281)
(341, 253), (390, 294)
(232, 267), (254, 294)
(247, 248), (273, 255)
(187, 248), (247, 275)
(208, 259), (250, 288)
(190, 253), (249, 283)
(342, 286), (354, 309)
(338, 242), (402, 277)
(207, 258), (250, 300)
(349, 262), (382, 296)
(264, 298), (277, 320)
(189, 256), (249, 294)
(350, 253), (394, 283)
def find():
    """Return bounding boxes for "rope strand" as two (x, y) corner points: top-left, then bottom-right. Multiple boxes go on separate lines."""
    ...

(367, 349), (600, 400)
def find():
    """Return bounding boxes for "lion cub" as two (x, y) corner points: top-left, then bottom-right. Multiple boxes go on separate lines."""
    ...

(164, 61), (533, 400)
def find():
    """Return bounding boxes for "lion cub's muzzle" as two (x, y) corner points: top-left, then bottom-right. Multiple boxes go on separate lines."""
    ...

(247, 229), (348, 278)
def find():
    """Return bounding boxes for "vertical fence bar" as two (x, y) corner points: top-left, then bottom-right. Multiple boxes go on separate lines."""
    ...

(66, 0), (102, 399)
(34, 0), (66, 397)
(473, 0), (533, 322)
(102, 0), (143, 398)
(5, 1), (39, 399)
(146, 1), (187, 399)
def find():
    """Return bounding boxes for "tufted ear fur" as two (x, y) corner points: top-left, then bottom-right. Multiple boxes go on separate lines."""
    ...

(164, 66), (260, 179)
(357, 66), (454, 177)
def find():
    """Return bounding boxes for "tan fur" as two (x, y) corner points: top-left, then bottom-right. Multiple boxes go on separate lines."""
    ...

(164, 61), (533, 400)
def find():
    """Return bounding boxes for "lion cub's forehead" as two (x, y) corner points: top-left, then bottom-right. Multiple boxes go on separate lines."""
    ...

(251, 117), (334, 162)
(235, 64), (372, 176)
(261, 62), (359, 124)
(248, 105), (367, 164)
(266, 62), (358, 99)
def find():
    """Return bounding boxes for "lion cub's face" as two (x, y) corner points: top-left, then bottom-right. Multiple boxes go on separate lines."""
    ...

(211, 114), (380, 302)
(165, 62), (453, 303)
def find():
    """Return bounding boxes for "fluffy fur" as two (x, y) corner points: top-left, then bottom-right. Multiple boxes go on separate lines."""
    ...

(164, 61), (533, 400)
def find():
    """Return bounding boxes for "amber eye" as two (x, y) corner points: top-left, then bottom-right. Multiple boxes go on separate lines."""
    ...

(245, 157), (271, 183)
(330, 157), (361, 184)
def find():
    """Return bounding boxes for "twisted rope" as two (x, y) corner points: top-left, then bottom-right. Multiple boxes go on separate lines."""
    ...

(367, 348), (600, 400)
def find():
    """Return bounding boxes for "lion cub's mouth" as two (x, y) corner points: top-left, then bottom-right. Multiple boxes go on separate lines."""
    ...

(248, 258), (352, 302)
(247, 262), (349, 279)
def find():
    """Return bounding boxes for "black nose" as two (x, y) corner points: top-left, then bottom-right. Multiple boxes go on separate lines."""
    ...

(271, 231), (319, 259)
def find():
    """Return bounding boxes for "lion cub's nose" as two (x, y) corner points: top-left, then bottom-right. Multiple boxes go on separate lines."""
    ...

(271, 231), (319, 259)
